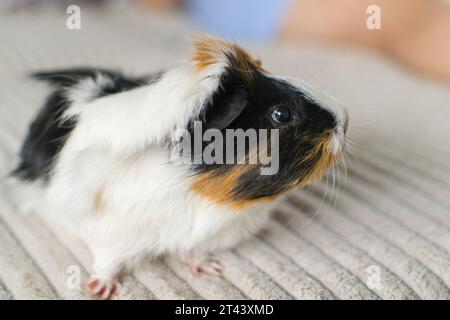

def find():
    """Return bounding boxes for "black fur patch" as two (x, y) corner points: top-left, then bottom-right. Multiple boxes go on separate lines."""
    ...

(189, 65), (337, 201)
(14, 68), (154, 181)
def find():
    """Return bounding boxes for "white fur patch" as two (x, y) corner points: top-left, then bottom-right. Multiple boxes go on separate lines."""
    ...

(65, 73), (114, 105)
(62, 64), (225, 155)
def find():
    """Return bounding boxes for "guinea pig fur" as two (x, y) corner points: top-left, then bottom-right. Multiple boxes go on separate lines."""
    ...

(13, 36), (348, 299)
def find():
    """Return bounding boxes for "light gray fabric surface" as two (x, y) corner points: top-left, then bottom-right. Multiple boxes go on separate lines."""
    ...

(0, 9), (449, 300)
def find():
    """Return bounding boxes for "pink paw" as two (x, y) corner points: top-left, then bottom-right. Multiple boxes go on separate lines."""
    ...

(187, 259), (224, 277)
(86, 277), (121, 300)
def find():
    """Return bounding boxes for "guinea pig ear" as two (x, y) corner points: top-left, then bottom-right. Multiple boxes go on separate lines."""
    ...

(191, 35), (264, 79)
(203, 87), (248, 130)
(191, 36), (263, 130)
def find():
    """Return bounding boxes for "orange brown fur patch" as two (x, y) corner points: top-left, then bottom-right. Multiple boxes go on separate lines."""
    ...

(192, 36), (265, 81)
(191, 165), (274, 210)
(297, 132), (337, 187)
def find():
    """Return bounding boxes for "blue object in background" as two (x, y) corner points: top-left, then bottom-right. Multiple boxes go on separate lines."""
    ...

(187, 0), (293, 42)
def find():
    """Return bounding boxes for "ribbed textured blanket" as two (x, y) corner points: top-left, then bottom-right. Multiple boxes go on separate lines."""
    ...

(0, 9), (449, 300)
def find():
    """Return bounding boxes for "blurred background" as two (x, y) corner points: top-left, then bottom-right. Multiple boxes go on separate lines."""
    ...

(0, 0), (449, 300)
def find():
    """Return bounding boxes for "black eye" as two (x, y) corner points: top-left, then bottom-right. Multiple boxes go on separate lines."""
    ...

(270, 106), (292, 124)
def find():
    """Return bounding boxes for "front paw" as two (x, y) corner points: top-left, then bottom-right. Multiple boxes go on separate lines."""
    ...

(186, 256), (224, 277)
(86, 277), (121, 300)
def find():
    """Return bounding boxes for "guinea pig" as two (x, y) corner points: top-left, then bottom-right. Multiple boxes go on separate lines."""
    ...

(13, 36), (348, 299)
